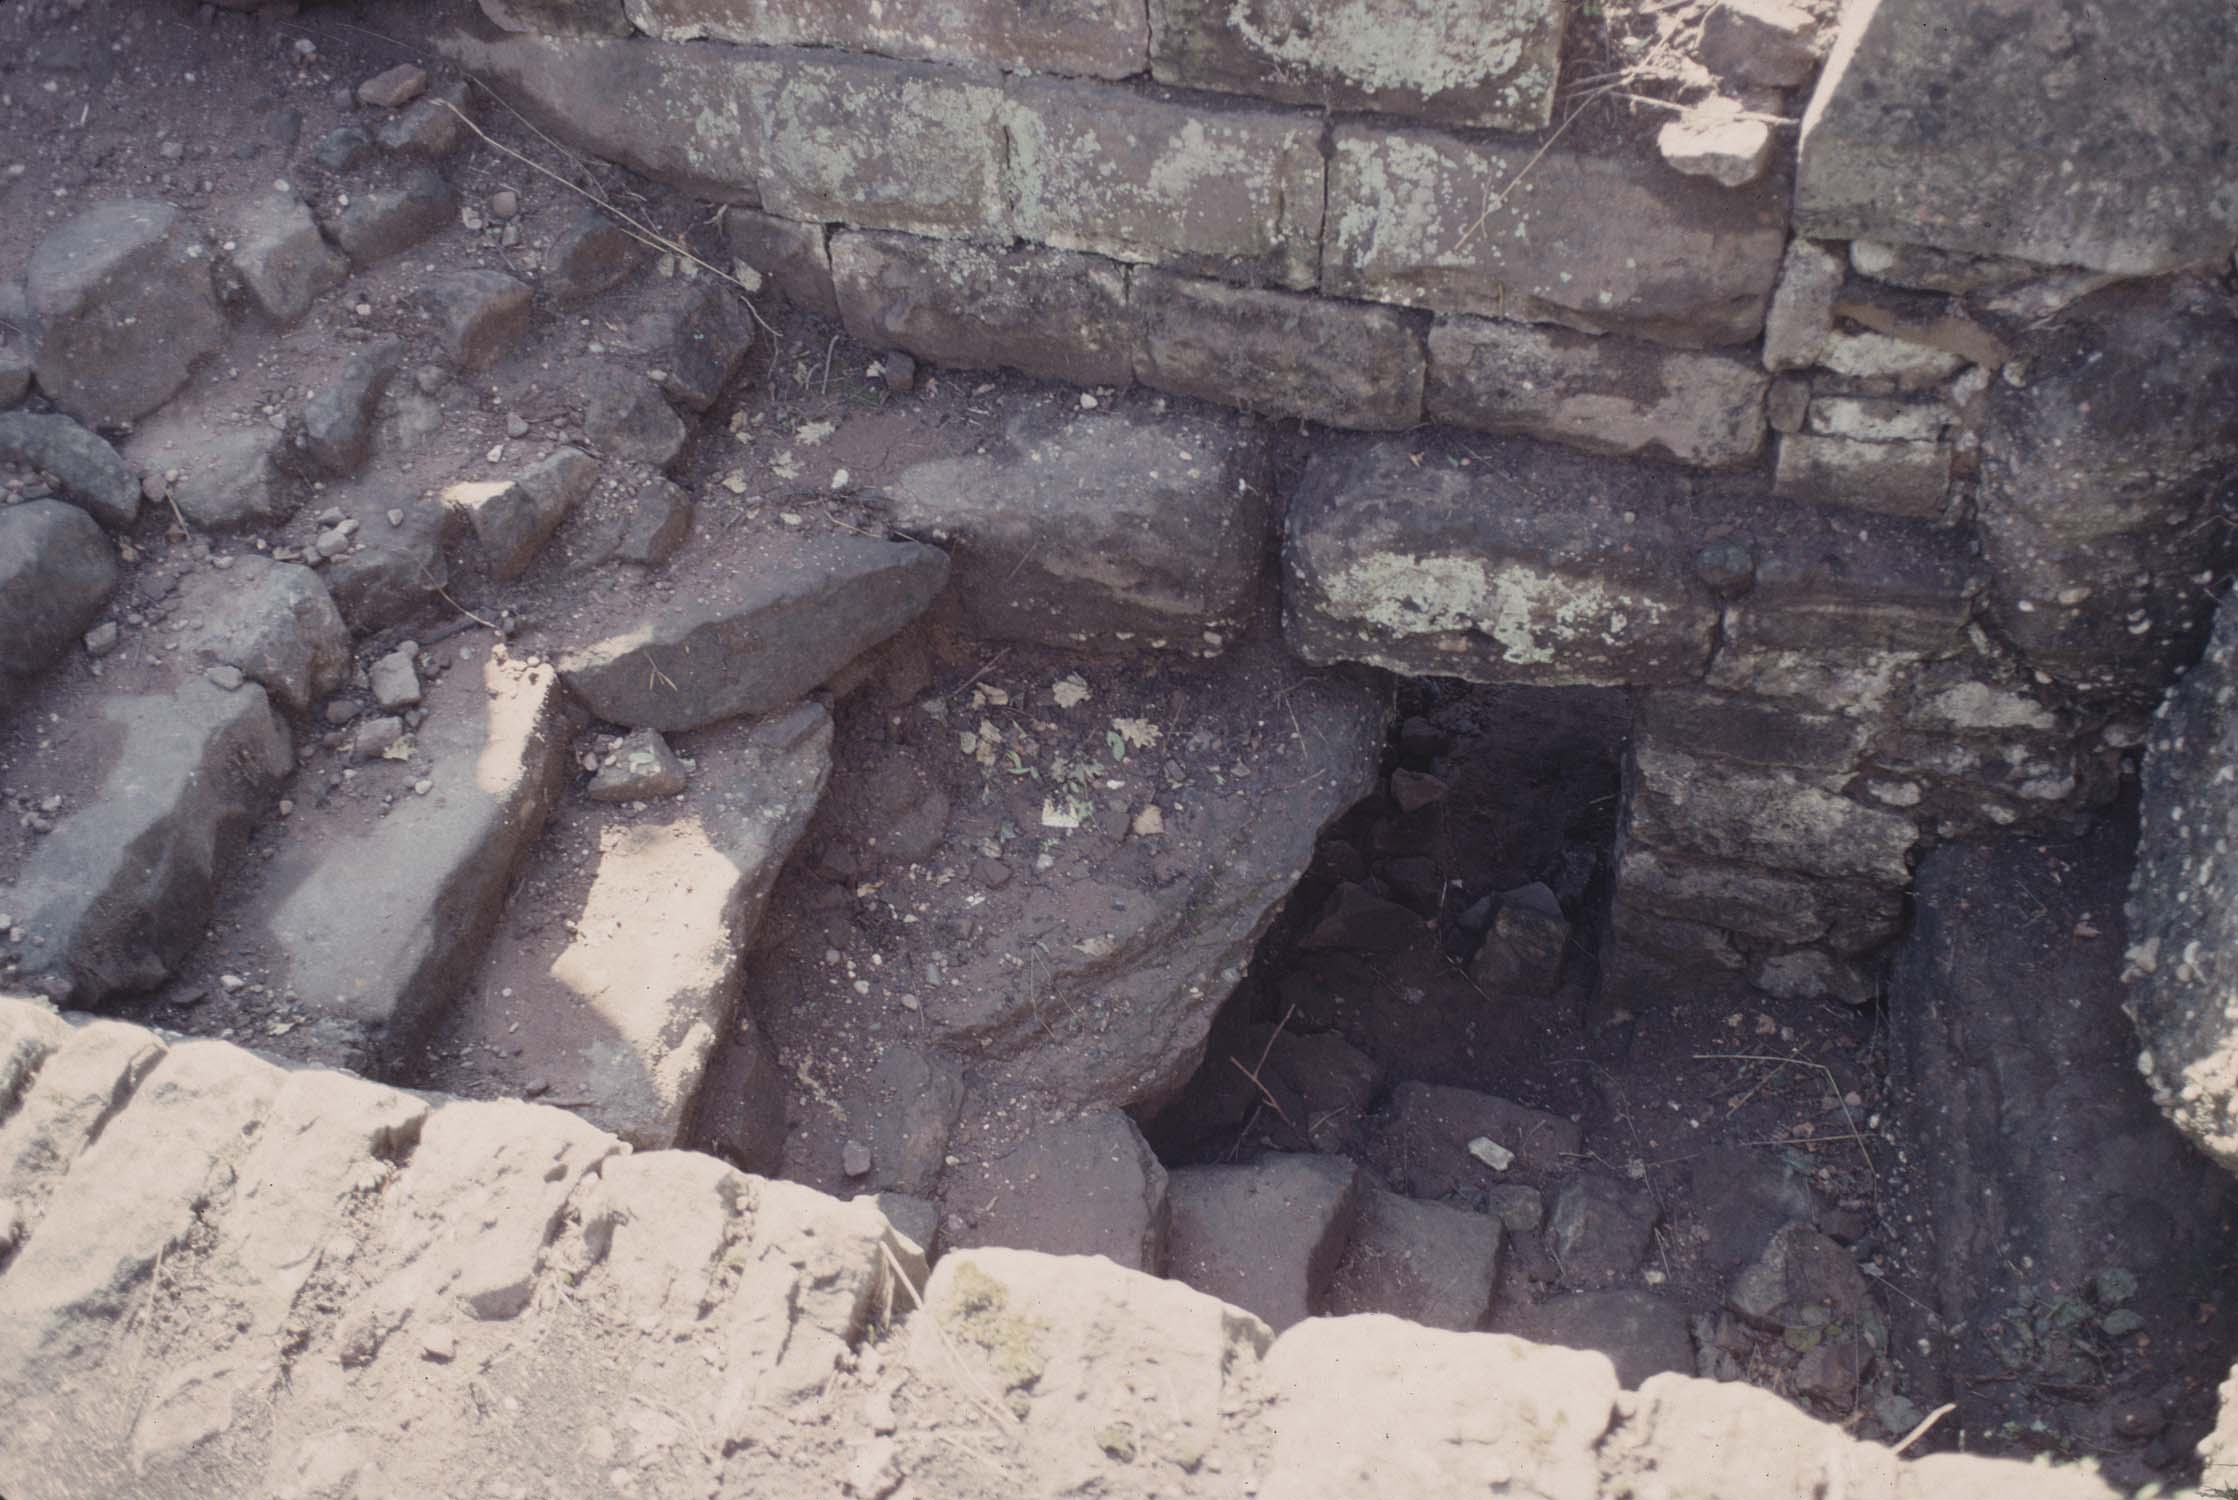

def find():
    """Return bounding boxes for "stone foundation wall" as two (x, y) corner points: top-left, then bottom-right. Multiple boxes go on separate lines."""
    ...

(446, 0), (2238, 1005)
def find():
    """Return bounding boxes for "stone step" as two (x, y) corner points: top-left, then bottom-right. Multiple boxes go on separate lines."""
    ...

(877, 401), (1271, 655)
(173, 649), (580, 1075)
(553, 529), (950, 732)
(0, 499), (118, 713)
(419, 702), (832, 1151)
(7, 678), (293, 1007)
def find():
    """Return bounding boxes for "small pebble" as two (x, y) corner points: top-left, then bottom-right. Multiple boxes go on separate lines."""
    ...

(489, 189), (519, 220)
(206, 664), (245, 691)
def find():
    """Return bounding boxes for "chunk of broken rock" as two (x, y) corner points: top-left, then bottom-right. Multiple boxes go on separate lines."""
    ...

(587, 728), (687, 802)
(1658, 103), (1774, 188)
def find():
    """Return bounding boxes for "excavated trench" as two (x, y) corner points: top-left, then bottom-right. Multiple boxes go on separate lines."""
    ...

(3, 1), (2238, 1493)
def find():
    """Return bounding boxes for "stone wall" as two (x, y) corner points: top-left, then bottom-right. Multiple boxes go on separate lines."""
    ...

(0, 993), (2132, 1498)
(443, 0), (2238, 1004)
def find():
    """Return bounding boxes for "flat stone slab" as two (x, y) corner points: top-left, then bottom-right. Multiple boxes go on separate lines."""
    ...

(1003, 77), (1326, 290)
(837, 643), (1386, 1110)
(1794, 0), (2238, 274)
(754, 54), (1008, 240)
(1324, 125), (1788, 349)
(555, 530), (949, 731)
(1147, 0), (1566, 130)
(1282, 438), (1723, 687)
(626, 0), (1148, 79)
(882, 403), (1269, 654)
(1130, 268), (1427, 432)
(196, 654), (581, 1073)
(1166, 1152), (1358, 1331)
(8, 680), (291, 1007)
(426, 703), (831, 1148)
(831, 230), (1132, 388)
(1426, 317), (1768, 470)
(1626, 742), (1919, 888)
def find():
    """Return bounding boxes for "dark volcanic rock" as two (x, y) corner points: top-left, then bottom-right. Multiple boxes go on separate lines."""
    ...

(555, 532), (950, 731)
(0, 501), (118, 709)
(0, 412), (139, 529)
(26, 201), (227, 425)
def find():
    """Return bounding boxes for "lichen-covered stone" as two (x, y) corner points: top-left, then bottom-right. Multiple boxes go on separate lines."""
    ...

(1147, 0), (1566, 130)
(1628, 743), (1919, 888)
(1427, 317), (1767, 468)
(1324, 126), (1788, 349)
(1794, 0), (2238, 274)
(1282, 438), (1719, 686)
(1772, 433), (1951, 520)
(1708, 505), (1978, 705)
(831, 231), (1132, 387)
(1760, 237), (1845, 371)
(754, 55), (1007, 239)
(437, 31), (778, 205)
(1131, 269), (1424, 431)
(626, 0), (1147, 79)
(1003, 78), (1325, 290)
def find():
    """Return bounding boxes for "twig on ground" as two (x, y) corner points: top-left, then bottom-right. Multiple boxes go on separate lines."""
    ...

(1889, 1401), (1957, 1457)
(1228, 1003), (1300, 1128)
(434, 585), (500, 633)
(429, 100), (784, 343)
(947, 648), (1013, 703)
(1694, 1051), (1879, 1211)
